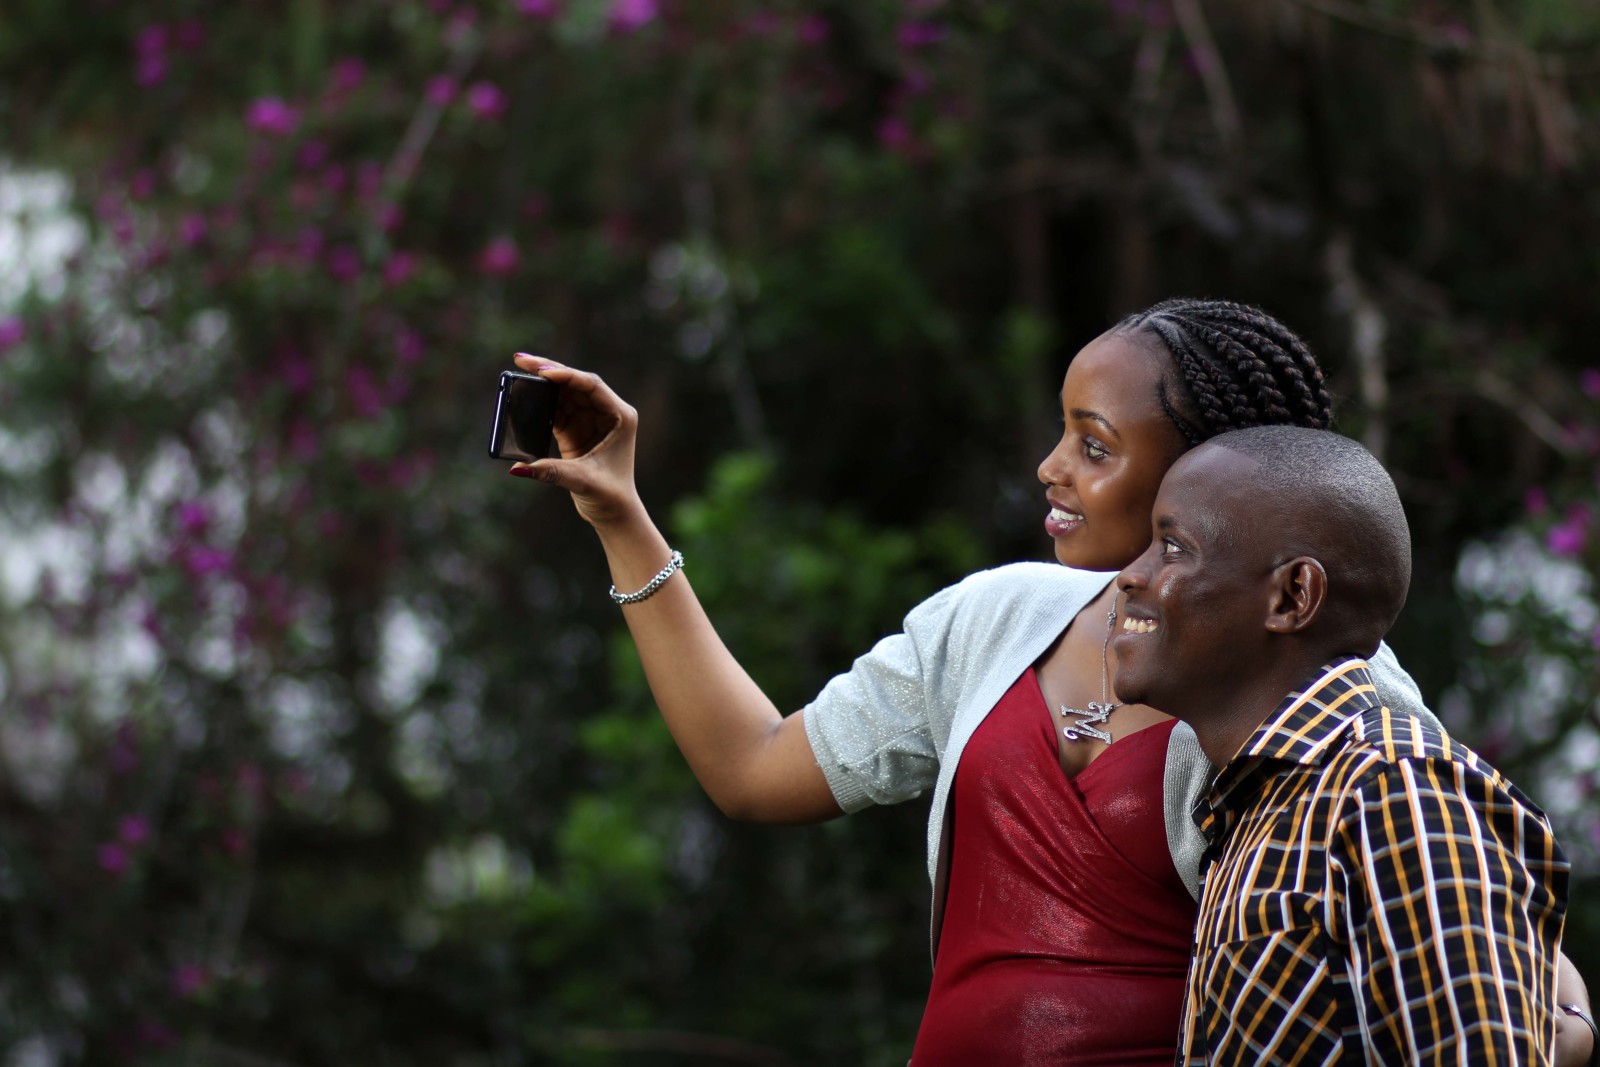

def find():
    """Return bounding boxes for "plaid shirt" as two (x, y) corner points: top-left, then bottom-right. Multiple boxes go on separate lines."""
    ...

(1178, 658), (1568, 1065)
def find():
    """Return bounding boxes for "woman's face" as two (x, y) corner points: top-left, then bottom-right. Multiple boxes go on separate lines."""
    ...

(1037, 330), (1192, 572)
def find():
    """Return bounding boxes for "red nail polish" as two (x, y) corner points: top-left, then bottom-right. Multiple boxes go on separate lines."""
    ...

(508, 466), (534, 479)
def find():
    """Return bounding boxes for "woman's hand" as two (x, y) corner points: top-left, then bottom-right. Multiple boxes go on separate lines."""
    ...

(507, 354), (644, 529)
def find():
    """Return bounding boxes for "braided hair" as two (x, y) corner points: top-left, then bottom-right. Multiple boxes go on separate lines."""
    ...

(1113, 298), (1334, 446)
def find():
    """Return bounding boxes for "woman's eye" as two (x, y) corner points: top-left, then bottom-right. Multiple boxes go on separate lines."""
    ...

(1083, 439), (1108, 460)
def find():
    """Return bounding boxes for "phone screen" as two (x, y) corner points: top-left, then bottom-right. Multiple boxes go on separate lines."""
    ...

(489, 371), (558, 462)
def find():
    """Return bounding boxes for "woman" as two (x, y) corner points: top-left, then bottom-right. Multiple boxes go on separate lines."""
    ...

(507, 298), (1589, 1064)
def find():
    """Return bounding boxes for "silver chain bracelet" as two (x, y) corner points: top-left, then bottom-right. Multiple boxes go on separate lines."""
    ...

(608, 550), (685, 605)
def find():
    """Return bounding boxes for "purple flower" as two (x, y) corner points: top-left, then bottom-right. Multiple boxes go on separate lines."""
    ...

(744, 11), (783, 38)
(466, 81), (508, 120)
(246, 96), (299, 136)
(517, 0), (560, 17)
(288, 420), (320, 462)
(384, 252), (419, 287)
(0, 317), (25, 353)
(282, 351), (313, 394)
(134, 24), (169, 57)
(896, 21), (946, 50)
(877, 114), (912, 149)
(478, 236), (521, 277)
(135, 54), (169, 87)
(183, 546), (234, 577)
(177, 500), (211, 534)
(296, 139), (330, 170)
(426, 75), (457, 107)
(171, 964), (210, 999)
(330, 57), (366, 94)
(607, 0), (658, 34)
(797, 14), (829, 44)
(178, 213), (207, 246)
(118, 814), (152, 845)
(174, 20), (206, 51)
(326, 245), (362, 281)
(220, 827), (248, 856)
(98, 842), (130, 874)
(1582, 368), (1600, 399)
(1547, 519), (1587, 557)
(395, 328), (425, 364)
(347, 365), (384, 419)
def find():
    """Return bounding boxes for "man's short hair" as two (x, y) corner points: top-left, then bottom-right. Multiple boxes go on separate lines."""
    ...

(1206, 426), (1412, 650)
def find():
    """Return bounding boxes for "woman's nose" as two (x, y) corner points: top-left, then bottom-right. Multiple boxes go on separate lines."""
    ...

(1038, 442), (1070, 486)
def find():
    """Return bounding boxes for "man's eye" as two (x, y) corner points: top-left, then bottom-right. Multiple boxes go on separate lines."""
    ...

(1161, 537), (1185, 557)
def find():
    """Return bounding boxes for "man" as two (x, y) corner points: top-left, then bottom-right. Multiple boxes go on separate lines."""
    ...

(1112, 425), (1571, 1063)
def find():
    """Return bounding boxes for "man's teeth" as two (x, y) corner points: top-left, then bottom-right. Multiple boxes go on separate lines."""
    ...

(1050, 507), (1084, 522)
(1122, 617), (1158, 634)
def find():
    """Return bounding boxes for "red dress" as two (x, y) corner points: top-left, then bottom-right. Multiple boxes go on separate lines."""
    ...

(908, 668), (1197, 1066)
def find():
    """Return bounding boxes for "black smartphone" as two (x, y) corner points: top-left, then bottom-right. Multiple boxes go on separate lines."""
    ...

(489, 370), (559, 462)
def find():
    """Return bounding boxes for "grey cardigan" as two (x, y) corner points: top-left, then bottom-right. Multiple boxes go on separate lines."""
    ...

(802, 562), (1435, 911)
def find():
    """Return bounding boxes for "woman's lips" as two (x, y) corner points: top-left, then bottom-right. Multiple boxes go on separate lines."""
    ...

(1045, 505), (1084, 538)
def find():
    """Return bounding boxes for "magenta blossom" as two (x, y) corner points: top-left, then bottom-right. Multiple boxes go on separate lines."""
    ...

(347, 365), (384, 419)
(608, 0), (658, 34)
(384, 251), (419, 287)
(177, 500), (211, 534)
(171, 964), (210, 999)
(174, 20), (205, 51)
(0, 317), (26, 353)
(118, 814), (152, 846)
(98, 842), (130, 874)
(426, 75), (457, 107)
(326, 245), (362, 281)
(1582, 368), (1600, 399)
(797, 14), (829, 44)
(479, 236), (521, 276)
(395, 328), (425, 364)
(178, 213), (207, 246)
(1547, 519), (1588, 557)
(183, 545), (234, 578)
(220, 827), (248, 856)
(288, 420), (320, 462)
(896, 21), (946, 49)
(330, 56), (366, 94)
(877, 114), (912, 149)
(246, 96), (299, 136)
(517, 0), (560, 17)
(466, 81), (508, 120)
(135, 54), (169, 87)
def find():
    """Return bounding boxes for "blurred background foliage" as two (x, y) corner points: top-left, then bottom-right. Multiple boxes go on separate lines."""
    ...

(0, 0), (1597, 1062)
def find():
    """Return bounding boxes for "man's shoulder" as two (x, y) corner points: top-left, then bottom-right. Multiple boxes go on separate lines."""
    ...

(1324, 705), (1535, 812)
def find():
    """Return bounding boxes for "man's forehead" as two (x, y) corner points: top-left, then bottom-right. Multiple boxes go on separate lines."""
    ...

(1161, 445), (1263, 503)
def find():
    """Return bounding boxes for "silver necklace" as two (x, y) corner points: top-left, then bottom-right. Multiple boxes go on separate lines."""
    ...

(1058, 604), (1122, 744)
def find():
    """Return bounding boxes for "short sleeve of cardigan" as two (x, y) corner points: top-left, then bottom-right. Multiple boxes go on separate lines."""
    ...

(801, 581), (962, 814)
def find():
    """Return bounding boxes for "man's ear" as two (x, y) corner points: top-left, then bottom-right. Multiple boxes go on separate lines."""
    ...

(1264, 557), (1327, 635)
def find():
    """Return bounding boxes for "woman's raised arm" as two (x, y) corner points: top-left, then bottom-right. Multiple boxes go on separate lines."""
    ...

(508, 354), (842, 824)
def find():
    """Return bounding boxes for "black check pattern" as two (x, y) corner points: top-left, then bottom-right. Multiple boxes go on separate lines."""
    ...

(1178, 659), (1569, 1065)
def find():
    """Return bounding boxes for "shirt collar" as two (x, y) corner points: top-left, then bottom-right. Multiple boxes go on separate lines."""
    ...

(1193, 656), (1384, 852)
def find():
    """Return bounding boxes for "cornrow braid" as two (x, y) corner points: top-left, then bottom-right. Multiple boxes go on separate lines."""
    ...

(1114, 298), (1333, 444)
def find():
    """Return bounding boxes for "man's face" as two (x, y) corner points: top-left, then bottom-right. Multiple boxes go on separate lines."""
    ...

(1111, 446), (1281, 718)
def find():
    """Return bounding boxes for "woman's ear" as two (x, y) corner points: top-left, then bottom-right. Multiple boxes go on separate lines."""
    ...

(1264, 557), (1327, 634)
